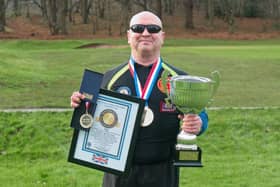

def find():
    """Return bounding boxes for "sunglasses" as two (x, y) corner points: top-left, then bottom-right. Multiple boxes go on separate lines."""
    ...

(130, 24), (162, 34)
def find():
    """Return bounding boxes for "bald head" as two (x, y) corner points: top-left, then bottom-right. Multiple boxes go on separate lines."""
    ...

(129, 11), (163, 28)
(127, 11), (165, 66)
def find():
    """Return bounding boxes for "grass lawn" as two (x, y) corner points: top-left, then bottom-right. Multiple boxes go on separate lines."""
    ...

(0, 39), (280, 108)
(0, 39), (279, 186)
(0, 109), (279, 187)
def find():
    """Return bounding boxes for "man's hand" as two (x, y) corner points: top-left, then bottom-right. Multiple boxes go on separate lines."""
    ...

(70, 91), (85, 108)
(178, 114), (202, 135)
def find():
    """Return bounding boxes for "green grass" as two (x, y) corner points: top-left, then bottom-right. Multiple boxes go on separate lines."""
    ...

(0, 39), (280, 108)
(0, 109), (279, 187)
(0, 39), (279, 186)
(182, 108), (280, 187)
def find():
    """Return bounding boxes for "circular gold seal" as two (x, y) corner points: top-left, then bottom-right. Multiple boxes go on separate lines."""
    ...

(80, 113), (94, 128)
(99, 109), (118, 128)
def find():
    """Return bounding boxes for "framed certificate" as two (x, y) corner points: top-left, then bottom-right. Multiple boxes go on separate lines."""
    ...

(68, 89), (145, 175)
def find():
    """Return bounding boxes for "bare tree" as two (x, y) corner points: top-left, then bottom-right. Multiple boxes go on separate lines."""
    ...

(46, 0), (68, 35)
(218, 0), (235, 33)
(92, 0), (98, 34)
(134, 0), (150, 10)
(235, 0), (245, 17)
(156, 0), (162, 19)
(164, 0), (174, 15)
(270, 0), (280, 19)
(116, 0), (132, 35)
(68, 0), (80, 23)
(13, 0), (21, 16)
(269, 0), (280, 30)
(183, 0), (194, 29)
(97, 0), (106, 18)
(32, 0), (48, 19)
(0, 0), (5, 32)
(133, 0), (161, 17)
(41, 0), (48, 19)
(205, 0), (214, 27)
(47, 0), (58, 34)
(106, 0), (112, 35)
(81, 0), (93, 23)
(25, 1), (31, 18)
(57, 0), (68, 34)
(68, 0), (73, 22)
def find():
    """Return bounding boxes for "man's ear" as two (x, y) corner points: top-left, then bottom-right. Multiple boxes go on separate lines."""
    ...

(127, 30), (131, 44)
(161, 31), (165, 45)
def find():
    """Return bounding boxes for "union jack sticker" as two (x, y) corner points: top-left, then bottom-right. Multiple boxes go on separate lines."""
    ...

(92, 153), (109, 165)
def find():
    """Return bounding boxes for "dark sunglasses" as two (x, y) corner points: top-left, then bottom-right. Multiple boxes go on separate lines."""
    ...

(130, 24), (162, 34)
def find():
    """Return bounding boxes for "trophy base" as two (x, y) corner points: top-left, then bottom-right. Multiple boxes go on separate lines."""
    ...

(173, 144), (202, 167)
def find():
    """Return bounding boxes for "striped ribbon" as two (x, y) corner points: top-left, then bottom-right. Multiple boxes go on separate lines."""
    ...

(128, 57), (162, 104)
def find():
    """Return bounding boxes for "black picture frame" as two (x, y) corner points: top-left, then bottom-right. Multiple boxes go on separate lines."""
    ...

(68, 89), (145, 175)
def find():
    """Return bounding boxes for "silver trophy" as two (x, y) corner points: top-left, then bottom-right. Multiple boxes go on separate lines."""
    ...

(163, 71), (220, 166)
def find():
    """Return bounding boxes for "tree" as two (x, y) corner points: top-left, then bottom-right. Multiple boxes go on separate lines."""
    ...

(235, 0), (245, 17)
(106, 0), (112, 35)
(46, 0), (68, 35)
(57, 0), (68, 34)
(0, 0), (5, 32)
(205, 0), (214, 27)
(268, 0), (280, 19)
(218, 0), (235, 33)
(13, 0), (20, 16)
(32, 0), (48, 19)
(92, 0), (99, 34)
(164, 0), (175, 15)
(134, 0), (149, 10)
(267, 0), (280, 31)
(156, 0), (162, 19)
(97, 0), (105, 18)
(183, 0), (194, 29)
(81, 0), (93, 24)
(116, 0), (132, 35)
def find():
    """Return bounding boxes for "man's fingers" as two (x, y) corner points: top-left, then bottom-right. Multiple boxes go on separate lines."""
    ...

(71, 102), (80, 108)
(183, 115), (200, 123)
(180, 114), (202, 135)
(70, 91), (84, 108)
(182, 125), (201, 134)
(71, 95), (82, 103)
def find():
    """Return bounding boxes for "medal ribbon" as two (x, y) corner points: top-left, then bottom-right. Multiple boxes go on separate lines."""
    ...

(85, 101), (90, 113)
(128, 57), (162, 104)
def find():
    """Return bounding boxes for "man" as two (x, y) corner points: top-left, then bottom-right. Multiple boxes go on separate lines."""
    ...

(70, 11), (208, 187)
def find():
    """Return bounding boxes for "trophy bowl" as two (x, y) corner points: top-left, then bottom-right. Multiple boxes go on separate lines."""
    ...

(169, 74), (219, 114)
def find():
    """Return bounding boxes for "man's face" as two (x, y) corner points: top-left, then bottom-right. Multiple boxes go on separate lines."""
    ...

(127, 13), (165, 56)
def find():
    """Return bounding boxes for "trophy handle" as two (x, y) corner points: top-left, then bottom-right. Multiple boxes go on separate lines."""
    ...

(161, 70), (171, 96)
(211, 71), (220, 97)
(162, 70), (174, 107)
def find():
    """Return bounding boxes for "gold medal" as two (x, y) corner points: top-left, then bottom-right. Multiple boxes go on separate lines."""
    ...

(80, 102), (93, 128)
(141, 106), (154, 127)
(99, 109), (118, 128)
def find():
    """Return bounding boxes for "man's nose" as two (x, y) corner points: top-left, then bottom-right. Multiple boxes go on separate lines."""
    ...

(142, 28), (151, 35)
